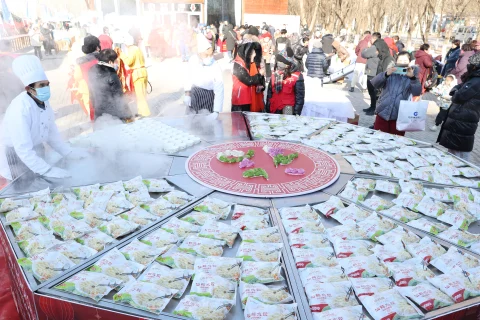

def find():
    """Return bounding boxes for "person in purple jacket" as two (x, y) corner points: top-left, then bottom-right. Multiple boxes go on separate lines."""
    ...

(450, 43), (475, 84)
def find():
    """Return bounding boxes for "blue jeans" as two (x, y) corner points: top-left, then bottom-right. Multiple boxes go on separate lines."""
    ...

(179, 42), (189, 61)
(227, 50), (233, 60)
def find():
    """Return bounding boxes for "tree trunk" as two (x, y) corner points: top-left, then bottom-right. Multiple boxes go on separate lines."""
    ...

(299, 0), (306, 26)
(309, 0), (321, 33)
(437, 0), (444, 37)
(407, 21), (414, 48)
(476, 0), (480, 41)
(419, 19), (425, 43)
(85, 0), (95, 10)
(424, 13), (434, 44)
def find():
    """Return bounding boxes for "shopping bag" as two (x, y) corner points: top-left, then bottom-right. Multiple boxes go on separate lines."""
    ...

(396, 95), (429, 132)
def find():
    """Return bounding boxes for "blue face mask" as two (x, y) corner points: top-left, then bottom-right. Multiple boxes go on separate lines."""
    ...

(203, 57), (215, 66)
(31, 86), (51, 102)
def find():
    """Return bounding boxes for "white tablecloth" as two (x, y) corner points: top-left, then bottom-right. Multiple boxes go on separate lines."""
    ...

(301, 76), (356, 122)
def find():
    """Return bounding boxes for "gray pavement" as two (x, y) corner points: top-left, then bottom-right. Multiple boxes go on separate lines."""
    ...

(33, 51), (480, 166)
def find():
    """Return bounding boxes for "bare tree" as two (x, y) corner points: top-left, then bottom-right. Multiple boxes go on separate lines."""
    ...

(334, 0), (354, 31)
(299, 0), (307, 25)
(287, 0), (475, 44)
(436, 0), (445, 37)
(417, 0), (436, 43)
(404, 1), (418, 48)
(442, 0), (469, 44)
(84, 0), (95, 11)
(309, 0), (322, 32)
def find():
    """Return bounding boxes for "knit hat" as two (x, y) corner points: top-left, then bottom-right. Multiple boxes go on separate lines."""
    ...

(197, 35), (212, 53)
(12, 55), (48, 86)
(275, 54), (292, 66)
(313, 39), (322, 49)
(82, 35), (100, 54)
(246, 26), (260, 37)
(468, 52), (480, 67)
(124, 35), (135, 46)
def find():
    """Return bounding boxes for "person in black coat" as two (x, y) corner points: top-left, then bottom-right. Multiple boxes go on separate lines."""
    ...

(305, 40), (327, 79)
(393, 36), (404, 52)
(293, 37), (309, 72)
(442, 39), (461, 76)
(373, 36), (394, 75)
(275, 29), (291, 54)
(88, 49), (133, 121)
(321, 34), (334, 56)
(437, 52), (480, 161)
(224, 24), (237, 60)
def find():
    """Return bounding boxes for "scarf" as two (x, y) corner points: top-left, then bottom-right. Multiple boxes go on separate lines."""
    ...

(274, 71), (284, 92)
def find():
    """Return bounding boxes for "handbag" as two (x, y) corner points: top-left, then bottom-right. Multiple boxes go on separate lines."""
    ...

(396, 95), (429, 132)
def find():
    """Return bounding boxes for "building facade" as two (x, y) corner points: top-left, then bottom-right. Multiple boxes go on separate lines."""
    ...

(98, 0), (287, 27)
(243, 0), (288, 15)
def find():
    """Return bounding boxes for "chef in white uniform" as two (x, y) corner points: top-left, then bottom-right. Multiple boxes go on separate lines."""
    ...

(184, 35), (224, 115)
(0, 55), (86, 181)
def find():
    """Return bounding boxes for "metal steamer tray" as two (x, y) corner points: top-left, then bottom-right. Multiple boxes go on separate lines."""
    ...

(274, 192), (480, 320)
(349, 146), (480, 190)
(2, 112), (480, 320)
(0, 176), (211, 292)
(38, 192), (310, 320)
(333, 175), (480, 257)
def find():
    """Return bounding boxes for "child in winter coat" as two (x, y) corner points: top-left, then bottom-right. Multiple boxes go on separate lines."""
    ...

(265, 54), (305, 115)
(429, 74), (457, 131)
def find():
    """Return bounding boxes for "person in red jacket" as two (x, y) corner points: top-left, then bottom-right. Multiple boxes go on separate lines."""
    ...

(231, 37), (265, 112)
(350, 31), (371, 92)
(414, 43), (433, 92)
(98, 27), (113, 50)
(265, 54), (305, 115)
(384, 37), (398, 57)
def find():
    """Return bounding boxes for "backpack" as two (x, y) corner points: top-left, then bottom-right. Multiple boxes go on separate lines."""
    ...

(424, 57), (439, 89)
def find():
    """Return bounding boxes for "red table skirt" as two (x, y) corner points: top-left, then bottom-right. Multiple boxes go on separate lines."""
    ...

(0, 246), (20, 320)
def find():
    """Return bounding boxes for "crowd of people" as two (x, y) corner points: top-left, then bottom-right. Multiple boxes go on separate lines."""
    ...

(184, 22), (480, 160)
(67, 28), (150, 122)
(27, 20), (74, 60)
(15, 19), (480, 161)
(184, 22), (356, 117)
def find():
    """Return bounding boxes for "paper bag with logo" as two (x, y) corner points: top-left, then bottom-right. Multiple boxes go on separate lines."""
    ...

(396, 95), (429, 132)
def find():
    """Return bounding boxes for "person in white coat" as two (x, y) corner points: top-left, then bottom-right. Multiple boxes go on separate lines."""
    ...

(184, 35), (224, 115)
(0, 55), (87, 181)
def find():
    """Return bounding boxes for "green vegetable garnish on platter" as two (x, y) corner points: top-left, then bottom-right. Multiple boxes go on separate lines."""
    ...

(243, 168), (269, 180)
(217, 149), (255, 163)
(273, 152), (298, 167)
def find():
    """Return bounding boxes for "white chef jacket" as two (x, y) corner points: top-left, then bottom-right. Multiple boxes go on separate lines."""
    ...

(184, 55), (224, 113)
(0, 92), (72, 180)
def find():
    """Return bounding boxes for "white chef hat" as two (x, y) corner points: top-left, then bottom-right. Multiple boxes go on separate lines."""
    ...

(12, 55), (48, 86)
(197, 35), (212, 53)
(124, 35), (134, 46)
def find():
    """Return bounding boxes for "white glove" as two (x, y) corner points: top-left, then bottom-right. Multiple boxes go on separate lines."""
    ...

(43, 167), (71, 179)
(183, 96), (191, 107)
(66, 147), (90, 160)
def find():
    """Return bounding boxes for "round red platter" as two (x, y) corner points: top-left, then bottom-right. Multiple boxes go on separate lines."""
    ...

(185, 141), (340, 198)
